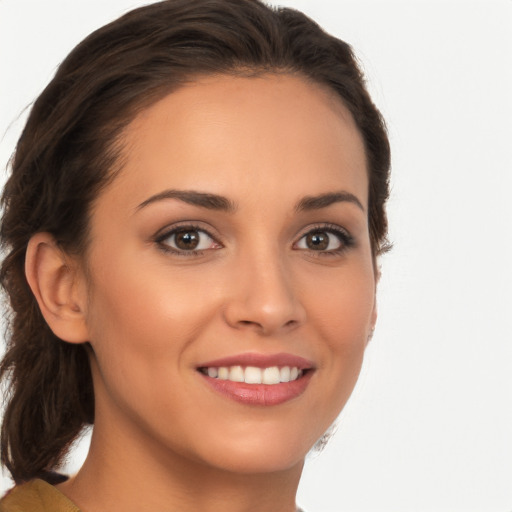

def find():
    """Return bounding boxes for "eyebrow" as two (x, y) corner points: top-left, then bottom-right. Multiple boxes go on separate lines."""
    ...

(136, 189), (237, 212)
(136, 189), (364, 214)
(295, 191), (365, 212)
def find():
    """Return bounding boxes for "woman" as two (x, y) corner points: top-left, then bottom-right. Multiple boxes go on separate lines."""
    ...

(0, 0), (390, 510)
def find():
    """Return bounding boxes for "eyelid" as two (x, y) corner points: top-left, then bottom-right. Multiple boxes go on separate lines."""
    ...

(153, 219), (220, 240)
(293, 223), (355, 253)
(152, 221), (354, 257)
(154, 222), (223, 255)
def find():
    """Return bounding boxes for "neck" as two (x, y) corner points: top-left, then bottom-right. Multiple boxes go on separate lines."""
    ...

(58, 421), (303, 512)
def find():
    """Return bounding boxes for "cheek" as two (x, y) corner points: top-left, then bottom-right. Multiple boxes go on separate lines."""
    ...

(302, 261), (375, 407)
(83, 262), (209, 433)
(86, 250), (213, 344)
(306, 260), (375, 345)
(83, 252), (228, 414)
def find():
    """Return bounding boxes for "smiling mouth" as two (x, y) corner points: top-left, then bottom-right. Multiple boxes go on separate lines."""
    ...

(198, 365), (305, 385)
(196, 353), (315, 405)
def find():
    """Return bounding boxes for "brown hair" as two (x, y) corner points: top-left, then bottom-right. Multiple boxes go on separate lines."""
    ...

(0, 0), (390, 483)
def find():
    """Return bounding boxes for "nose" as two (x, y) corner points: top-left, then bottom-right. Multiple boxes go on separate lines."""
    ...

(222, 250), (306, 336)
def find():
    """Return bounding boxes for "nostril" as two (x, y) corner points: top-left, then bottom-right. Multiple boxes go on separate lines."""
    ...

(234, 318), (299, 335)
(223, 291), (307, 335)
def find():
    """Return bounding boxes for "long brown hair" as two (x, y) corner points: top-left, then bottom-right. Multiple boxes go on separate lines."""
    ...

(0, 0), (390, 483)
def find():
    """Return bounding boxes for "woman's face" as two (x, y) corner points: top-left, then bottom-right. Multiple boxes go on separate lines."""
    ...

(80, 74), (376, 474)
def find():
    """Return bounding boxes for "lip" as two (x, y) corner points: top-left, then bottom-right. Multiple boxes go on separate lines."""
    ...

(197, 352), (315, 406)
(197, 352), (314, 370)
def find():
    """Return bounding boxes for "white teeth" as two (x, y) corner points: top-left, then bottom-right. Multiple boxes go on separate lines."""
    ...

(203, 365), (304, 384)
(229, 365), (244, 382)
(262, 366), (280, 385)
(280, 366), (291, 383)
(245, 366), (262, 384)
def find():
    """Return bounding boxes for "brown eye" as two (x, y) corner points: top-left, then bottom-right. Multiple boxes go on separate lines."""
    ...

(158, 227), (219, 253)
(305, 231), (330, 250)
(295, 227), (350, 253)
(175, 229), (200, 250)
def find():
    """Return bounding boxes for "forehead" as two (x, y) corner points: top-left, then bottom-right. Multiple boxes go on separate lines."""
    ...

(109, 73), (368, 209)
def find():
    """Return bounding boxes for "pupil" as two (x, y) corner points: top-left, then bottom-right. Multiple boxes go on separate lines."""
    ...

(176, 230), (199, 250)
(307, 232), (328, 250)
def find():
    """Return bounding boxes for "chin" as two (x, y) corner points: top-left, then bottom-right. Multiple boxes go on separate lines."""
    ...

(185, 419), (325, 475)
(201, 444), (307, 475)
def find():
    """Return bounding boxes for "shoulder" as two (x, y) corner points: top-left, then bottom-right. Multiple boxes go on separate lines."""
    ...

(0, 479), (80, 512)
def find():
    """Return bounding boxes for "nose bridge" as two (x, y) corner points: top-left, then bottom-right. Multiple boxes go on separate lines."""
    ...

(223, 238), (305, 334)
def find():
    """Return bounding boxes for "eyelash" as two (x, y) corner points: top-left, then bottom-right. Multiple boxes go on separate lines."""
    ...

(154, 222), (355, 257)
(155, 223), (219, 256)
(294, 223), (355, 257)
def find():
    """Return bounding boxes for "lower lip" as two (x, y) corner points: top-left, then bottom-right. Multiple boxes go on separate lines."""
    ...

(200, 371), (313, 406)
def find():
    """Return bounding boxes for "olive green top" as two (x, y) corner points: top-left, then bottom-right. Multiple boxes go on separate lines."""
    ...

(0, 479), (306, 511)
(0, 479), (80, 512)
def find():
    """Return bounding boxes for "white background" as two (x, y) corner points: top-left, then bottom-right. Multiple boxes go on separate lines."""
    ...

(1, 1), (511, 511)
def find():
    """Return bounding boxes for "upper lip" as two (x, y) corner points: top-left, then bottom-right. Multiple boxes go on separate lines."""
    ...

(197, 352), (315, 370)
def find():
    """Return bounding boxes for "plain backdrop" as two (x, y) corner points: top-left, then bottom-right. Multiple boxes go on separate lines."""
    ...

(1, 1), (511, 511)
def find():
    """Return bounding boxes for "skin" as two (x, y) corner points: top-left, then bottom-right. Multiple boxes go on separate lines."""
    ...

(30, 73), (376, 512)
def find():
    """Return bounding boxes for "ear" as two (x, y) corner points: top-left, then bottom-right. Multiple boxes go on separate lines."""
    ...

(367, 265), (380, 345)
(367, 300), (377, 345)
(25, 232), (89, 343)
